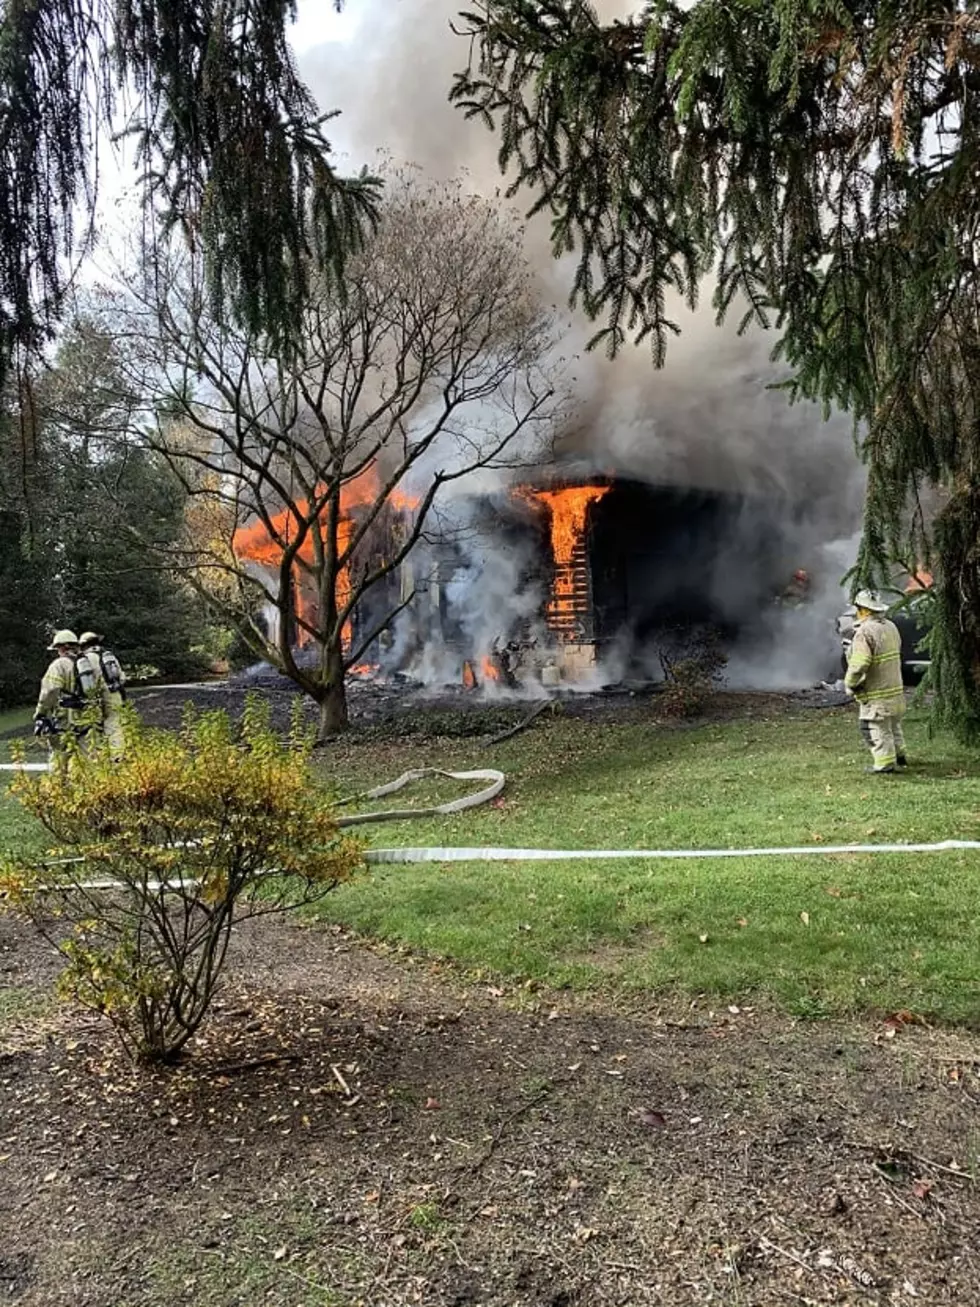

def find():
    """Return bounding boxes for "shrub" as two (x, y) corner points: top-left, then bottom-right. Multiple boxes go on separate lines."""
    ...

(0, 699), (363, 1063)
(658, 631), (728, 719)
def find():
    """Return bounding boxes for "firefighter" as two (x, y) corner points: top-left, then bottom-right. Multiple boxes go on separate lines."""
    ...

(79, 631), (127, 759)
(33, 629), (105, 751)
(779, 568), (811, 607)
(844, 590), (907, 774)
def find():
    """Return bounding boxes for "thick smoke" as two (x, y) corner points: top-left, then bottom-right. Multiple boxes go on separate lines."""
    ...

(298, 2), (864, 689)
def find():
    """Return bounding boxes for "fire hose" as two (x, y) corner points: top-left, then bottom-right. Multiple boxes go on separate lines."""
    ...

(8, 763), (980, 873)
(334, 768), (505, 826)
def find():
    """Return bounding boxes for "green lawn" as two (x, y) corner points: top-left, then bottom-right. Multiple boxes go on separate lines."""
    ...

(4, 698), (980, 1023)
(313, 702), (980, 1024)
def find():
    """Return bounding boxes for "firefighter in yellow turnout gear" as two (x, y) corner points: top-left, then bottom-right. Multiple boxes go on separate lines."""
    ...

(844, 590), (907, 774)
(33, 629), (108, 752)
(78, 632), (127, 759)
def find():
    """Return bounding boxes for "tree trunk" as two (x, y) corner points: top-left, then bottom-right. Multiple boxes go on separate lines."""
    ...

(317, 679), (349, 738)
(931, 482), (980, 743)
(316, 634), (349, 739)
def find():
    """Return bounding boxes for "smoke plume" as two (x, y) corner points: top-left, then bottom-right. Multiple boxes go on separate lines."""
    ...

(298, 2), (865, 689)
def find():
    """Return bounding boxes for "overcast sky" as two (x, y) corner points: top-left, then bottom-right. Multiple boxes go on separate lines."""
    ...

(290, 0), (360, 54)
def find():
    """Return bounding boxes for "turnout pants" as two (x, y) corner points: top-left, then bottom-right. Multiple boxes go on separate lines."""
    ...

(859, 716), (906, 771)
(102, 709), (124, 760)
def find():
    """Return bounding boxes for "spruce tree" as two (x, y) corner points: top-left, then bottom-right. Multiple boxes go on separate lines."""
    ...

(0, 0), (377, 406)
(453, 0), (980, 740)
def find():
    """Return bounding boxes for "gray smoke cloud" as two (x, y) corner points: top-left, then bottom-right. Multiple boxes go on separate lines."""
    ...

(298, 2), (863, 689)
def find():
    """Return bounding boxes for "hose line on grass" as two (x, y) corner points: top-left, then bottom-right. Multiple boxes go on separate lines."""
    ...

(333, 768), (505, 826)
(12, 761), (980, 876)
(364, 839), (980, 864)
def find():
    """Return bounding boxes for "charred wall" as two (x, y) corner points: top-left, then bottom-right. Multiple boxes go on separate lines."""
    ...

(586, 481), (803, 668)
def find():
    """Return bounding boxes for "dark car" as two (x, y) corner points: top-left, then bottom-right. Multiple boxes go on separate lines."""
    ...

(837, 595), (931, 685)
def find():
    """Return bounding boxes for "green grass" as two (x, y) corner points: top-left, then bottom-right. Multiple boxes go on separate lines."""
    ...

(0, 705), (48, 858)
(3, 698), (980, 1023)
(312, 703), (980, 1023)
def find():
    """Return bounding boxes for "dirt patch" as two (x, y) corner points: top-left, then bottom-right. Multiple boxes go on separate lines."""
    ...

(2, 913), (979, 1306)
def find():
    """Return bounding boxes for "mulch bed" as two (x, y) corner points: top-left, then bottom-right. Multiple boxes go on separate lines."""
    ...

(2, 913), (979, 1306)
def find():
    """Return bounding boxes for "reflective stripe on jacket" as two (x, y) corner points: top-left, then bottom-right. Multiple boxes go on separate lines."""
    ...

(844, 616), (906, 720)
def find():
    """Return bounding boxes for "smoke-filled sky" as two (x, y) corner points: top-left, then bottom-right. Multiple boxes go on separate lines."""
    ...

(295, 1), (865, 529)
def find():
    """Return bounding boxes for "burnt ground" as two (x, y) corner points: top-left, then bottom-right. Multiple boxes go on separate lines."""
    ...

(125, 675), (850, 743)
(2, 913), (980, 1307)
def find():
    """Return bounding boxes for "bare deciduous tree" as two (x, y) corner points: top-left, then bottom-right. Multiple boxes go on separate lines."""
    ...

(108, 177), (564, 736)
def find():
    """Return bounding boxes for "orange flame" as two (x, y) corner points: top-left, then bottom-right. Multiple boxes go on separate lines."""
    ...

(232, 463), (415, 650)
(481, 656), (501, 682)
(520, 484), (609, 638)
(389, 485), (420, 512)
(525, 486), (610, 566)
(462, 659), (478, 690)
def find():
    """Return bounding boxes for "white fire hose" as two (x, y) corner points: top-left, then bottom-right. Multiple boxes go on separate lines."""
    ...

(365, 839), (980, 863)
(334, 768), (505, 826)
(8, 762), (980, 875)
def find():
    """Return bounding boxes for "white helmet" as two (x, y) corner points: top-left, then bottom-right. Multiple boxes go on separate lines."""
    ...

(78, 632), (101, 647)
(853, 589), (890, 614)
(47, 629), (79, 650)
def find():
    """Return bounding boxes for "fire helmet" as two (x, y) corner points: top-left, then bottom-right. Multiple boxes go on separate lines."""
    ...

(47, 629), (79, 650)
(853, 589), (890, 614)
(78, 632), (102, 647)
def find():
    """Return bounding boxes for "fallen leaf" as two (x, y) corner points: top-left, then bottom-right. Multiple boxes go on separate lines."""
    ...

(912, 1179), (933, 1201)
(423, 1097), (440, 1111)
(364, 1191), (380, 1204)
(800, 911), (810, 927)
(736, 917), (749, 927)
(637, 1108), (666, 1129)
(883, 1011), (919, 1033)
(893, 1009), (924, 1025)
(698, 933), (709, 944)
(825, 886), (843, 898)
(273, 1247), (287, 1261)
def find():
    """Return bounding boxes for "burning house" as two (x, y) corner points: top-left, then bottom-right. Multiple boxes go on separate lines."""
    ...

(249, 0), (871, 694)
(234, 456), (850, 693)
